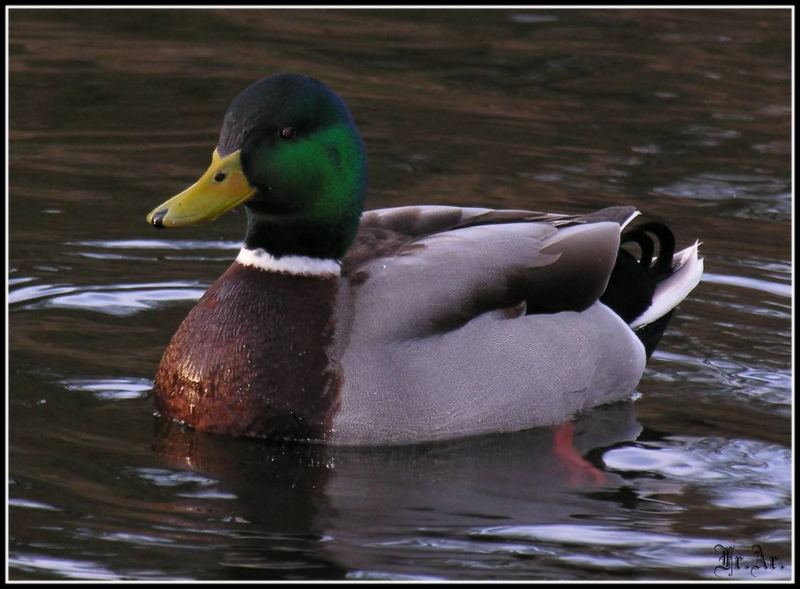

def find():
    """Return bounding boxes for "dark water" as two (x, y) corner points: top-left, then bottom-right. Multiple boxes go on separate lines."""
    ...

(8, 8), (792, 581)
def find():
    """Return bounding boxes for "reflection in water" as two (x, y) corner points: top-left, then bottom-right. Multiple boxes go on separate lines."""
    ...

(151, 403), (644, 580)
(147, 402), (792, 579)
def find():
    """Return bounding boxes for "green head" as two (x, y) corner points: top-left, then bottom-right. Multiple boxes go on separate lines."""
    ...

(146, 74), (367, 259)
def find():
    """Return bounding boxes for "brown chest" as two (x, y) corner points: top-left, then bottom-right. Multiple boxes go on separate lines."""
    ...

(154, 263), (341, 440)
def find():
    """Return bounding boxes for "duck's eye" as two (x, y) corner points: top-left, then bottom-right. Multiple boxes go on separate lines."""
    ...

(279, 126), (295, 140)
(214, 172), (227, 182)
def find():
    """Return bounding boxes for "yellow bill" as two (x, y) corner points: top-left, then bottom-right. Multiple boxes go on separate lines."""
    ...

(146, 149), (257, 228)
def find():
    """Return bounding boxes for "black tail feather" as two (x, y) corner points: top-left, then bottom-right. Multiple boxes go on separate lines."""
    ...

(600, 222), (677, 358)
(634, 310), (674, 359)
(623, 221), (675, 277)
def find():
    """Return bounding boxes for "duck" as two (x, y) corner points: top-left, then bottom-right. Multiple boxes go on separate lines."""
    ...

(146, 73), (703, 446)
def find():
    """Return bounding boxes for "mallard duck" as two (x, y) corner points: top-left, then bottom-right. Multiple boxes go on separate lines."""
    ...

(146, 73), (702, 446)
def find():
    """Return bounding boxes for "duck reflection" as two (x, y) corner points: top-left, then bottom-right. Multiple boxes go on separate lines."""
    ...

(152, 401), (642, 578)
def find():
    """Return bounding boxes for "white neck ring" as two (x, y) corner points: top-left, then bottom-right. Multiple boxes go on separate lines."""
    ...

(235, 246), (341, 277)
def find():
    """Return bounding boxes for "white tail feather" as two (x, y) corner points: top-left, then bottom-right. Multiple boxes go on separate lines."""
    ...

(620, 209), (641, 230)
(629, 241), (703, 329)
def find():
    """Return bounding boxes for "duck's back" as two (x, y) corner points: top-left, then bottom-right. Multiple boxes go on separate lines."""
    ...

(330, 206), (649, 445)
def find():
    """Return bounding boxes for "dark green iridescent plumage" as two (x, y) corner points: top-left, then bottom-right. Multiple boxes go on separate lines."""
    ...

(219, 74), (367, 259)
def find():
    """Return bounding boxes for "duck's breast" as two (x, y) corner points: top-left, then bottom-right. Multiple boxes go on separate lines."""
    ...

(154, 262), (341, 439)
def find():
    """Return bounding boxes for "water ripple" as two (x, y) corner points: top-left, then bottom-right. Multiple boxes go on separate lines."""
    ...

(648, 351), (791, 413)
(469, 524), (721, 575)
(701, 272), (790, 298)
(10, 280), (206, 315)
(472, 523), (673, 547)
(68, 239), (241, 250)
(65, 239), (240, 263)
(603, 436), (791, 514)
(128, 468), (218, 488)
(9, 554), (121, 581)
(653, 173), (790, 220)
(8, 498), (61, 511)
(61, 377), (152, 401)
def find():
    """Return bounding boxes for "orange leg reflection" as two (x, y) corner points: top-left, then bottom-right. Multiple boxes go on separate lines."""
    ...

(553, 421), (607, 487)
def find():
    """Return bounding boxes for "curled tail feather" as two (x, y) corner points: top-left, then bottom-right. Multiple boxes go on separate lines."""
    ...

(601, 222), (703, 358)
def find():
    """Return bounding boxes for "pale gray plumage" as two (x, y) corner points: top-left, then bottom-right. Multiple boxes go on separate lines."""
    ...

(329, 205), (655, 445)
